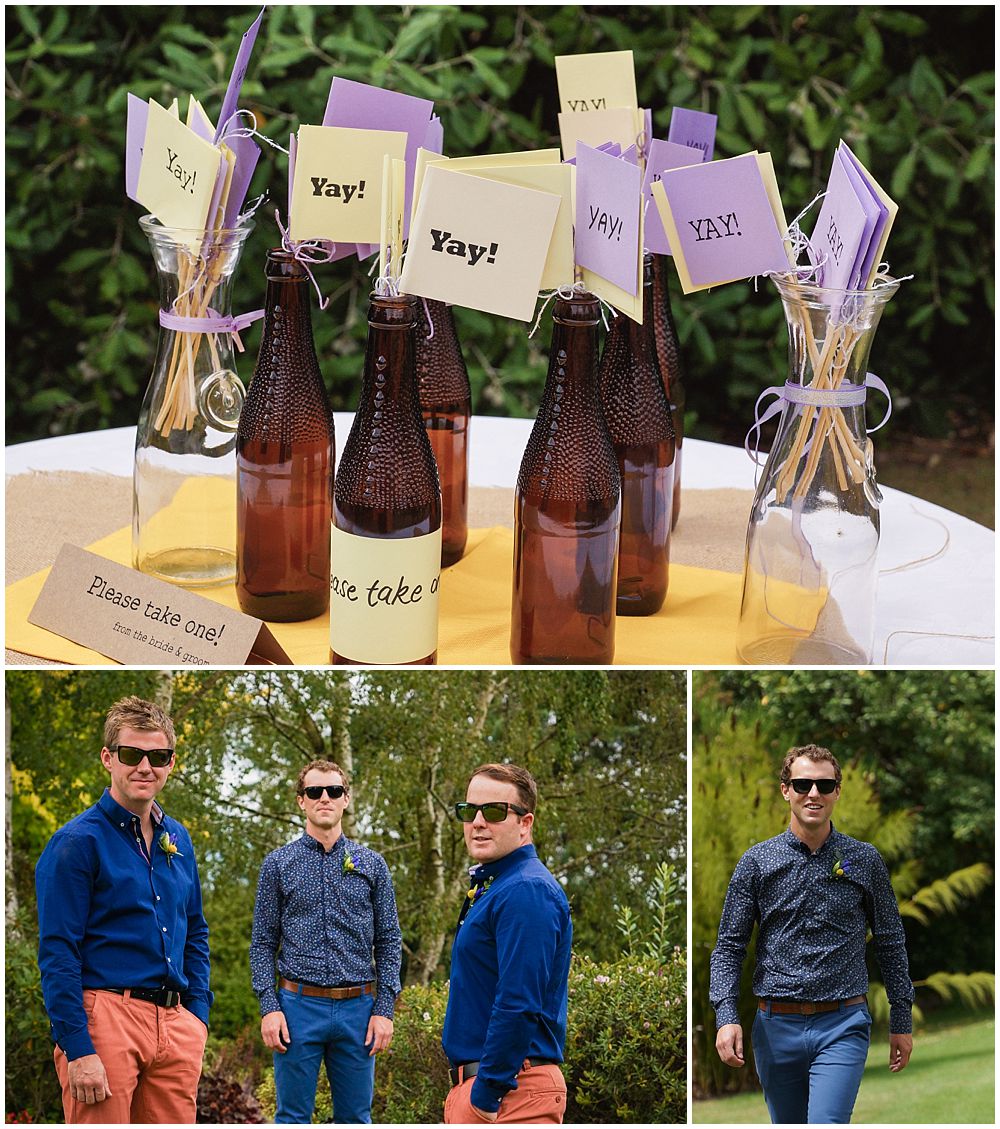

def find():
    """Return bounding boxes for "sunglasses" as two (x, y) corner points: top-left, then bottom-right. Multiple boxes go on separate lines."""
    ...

(454, 801), (528, 823)
(113, 745), (174, 768)
(301, 785), (347, 800)
(789, 778), (839, 795)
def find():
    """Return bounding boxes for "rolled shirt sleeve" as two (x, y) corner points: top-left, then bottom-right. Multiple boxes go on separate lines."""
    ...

(709, 852), (758, 1030)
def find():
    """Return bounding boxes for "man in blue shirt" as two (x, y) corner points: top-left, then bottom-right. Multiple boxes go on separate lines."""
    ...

(442, 762), (572, 1124)
(250, 759), (402, 1124)
(35, 696), (212, 1124)
(710, 744), (914, 1123)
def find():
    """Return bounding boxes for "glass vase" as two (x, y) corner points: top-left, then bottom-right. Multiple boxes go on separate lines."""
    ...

(134, 216), (255, 586)
(736, 275), (899, 665)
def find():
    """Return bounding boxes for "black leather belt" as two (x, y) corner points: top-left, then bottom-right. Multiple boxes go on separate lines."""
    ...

(449, 1058), (560, 1087)
(104, 987), (182, 1007)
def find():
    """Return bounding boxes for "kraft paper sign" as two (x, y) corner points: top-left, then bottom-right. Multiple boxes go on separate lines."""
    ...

(28, 544), (291, 666)
(289, 124), (408, 244)
(135, 98), (222, 235)
(651, 152), (790, 293)
(554, 50), (638, 114)
(558, 106), (641, 161)
(399, 164), (561, 322)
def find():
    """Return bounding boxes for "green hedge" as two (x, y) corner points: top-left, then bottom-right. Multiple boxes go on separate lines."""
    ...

(256, 952), (688, 1123)
(6, 6), (994, 445)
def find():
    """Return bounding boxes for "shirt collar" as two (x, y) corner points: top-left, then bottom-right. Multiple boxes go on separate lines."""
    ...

(301, 830), (347, 854)
(98, 787), (165, 828)
(783, 822), (840, 856)
(472, 842), (537, 882)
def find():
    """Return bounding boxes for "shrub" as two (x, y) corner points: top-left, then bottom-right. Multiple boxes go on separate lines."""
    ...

(255, 952), (686, 1123)
(196, 1029), (269, 1123)
(4, 925), (62, 1124)
(5, 7), (994, 447)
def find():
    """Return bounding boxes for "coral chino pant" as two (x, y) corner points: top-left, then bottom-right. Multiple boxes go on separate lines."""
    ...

(444, 1063), (567, 1124)
(54, 989), (207, 1124)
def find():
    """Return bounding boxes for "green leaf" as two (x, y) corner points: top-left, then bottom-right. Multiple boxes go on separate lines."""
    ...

(891, 149), (918, 198)
(17, 7), (41, 39)
(964, 144), (992, 182)
(466, 52), (510, 100)
(392, 9), (444, 62)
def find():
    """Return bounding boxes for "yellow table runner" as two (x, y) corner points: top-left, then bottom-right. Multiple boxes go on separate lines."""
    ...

(6, 524), (744, 665)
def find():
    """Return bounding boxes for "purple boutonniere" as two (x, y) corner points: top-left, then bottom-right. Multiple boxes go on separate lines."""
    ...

(158, 831), (183, 867)
(832, 857), (851, 880)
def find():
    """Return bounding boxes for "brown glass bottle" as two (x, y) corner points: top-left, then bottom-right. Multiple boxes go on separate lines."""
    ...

(650, 253), (686, 528)
(599, 253), (676, 616)
(510, 293), (621, 664)
(236, 250), (334, 622)
(416, 299), (471, 567)
(330, 293), (442, 665)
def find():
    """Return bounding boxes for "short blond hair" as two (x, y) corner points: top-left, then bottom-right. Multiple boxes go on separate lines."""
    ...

(296, 759), (349, 795)
(104, 696), (175, 749)
(781, 744), (841, 786)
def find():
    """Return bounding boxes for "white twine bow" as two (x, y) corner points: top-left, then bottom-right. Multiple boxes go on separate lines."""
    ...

(274, 209), (335, 310)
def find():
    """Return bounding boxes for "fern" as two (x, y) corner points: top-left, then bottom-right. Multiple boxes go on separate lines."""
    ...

(899, 863), (994, 925)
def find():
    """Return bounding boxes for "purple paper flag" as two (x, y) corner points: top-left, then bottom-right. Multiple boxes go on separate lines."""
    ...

(658, 154), (788, 286)
(424, 114), (444, 156)
(564, 139), (620, 166)
(812, 150), (878, 290)
(668, 106), (717, 163)
(222, 131), (261, 228)
(323, 77), (434, 241)
(575, 143), (642, 295)
(215, 7), (265, 143)
(838, 142), (890, 288)
(621, 144), (639, 167)
(125, 94), (149, 202)
(642, 139), (705, 255)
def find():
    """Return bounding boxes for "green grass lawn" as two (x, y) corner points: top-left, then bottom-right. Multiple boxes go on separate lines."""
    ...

(693, 1014), (995, 1124)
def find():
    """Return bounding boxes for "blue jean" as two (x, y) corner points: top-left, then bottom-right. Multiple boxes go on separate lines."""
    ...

(752, 1001), (872, 1123)
(273, 987), (376, 1124)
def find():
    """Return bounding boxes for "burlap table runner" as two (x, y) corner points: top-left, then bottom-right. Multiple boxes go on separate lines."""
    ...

(5, 471), (752, 665)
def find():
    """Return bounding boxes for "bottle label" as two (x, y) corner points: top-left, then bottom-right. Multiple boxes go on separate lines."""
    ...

(329, 524), (442, 663)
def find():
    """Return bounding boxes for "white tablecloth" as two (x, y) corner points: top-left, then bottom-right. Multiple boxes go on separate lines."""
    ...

(6, 418), (995, 665)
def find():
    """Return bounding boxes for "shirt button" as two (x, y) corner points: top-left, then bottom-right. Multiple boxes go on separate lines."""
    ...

(162, 927), (167, 933)
(166, 957), (172, 963)
(120, 823), (125, 828)
(156, 896), (161, 901)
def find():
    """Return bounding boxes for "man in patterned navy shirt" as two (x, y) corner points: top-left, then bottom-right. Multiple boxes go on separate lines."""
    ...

(710, 744), (914, 1124)
(250, 760), (402, 1124)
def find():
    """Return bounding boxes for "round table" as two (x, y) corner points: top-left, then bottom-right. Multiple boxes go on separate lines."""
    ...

(6, 418), (995, 665)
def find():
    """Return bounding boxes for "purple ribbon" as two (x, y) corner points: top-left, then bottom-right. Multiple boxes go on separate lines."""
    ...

(745, 373), (893, 465)
(158, 307), (265, 353)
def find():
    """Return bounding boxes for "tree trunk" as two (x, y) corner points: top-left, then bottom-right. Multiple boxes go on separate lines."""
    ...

(6, 701), (19, 936)
(152, 670), (174, 714)
(329, 675), (358, 840)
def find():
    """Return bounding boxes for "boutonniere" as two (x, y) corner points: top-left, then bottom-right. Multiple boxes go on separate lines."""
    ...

(466, 874), (495, 905)
(343, 851), (357, 874)
(158, 831), (183, 867)
(832, 856), (851, 880)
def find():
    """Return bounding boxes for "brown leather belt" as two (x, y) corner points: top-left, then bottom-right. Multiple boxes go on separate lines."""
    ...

(760, 995), (866, 1015)
(279, 977), (374, 1000)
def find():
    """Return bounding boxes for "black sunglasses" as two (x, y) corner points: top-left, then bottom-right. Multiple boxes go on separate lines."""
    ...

(789, 778), (839, 795)
(301, 784), (347, 800)
(113, 745), (174, 768)
(454, 801), (528, 823)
